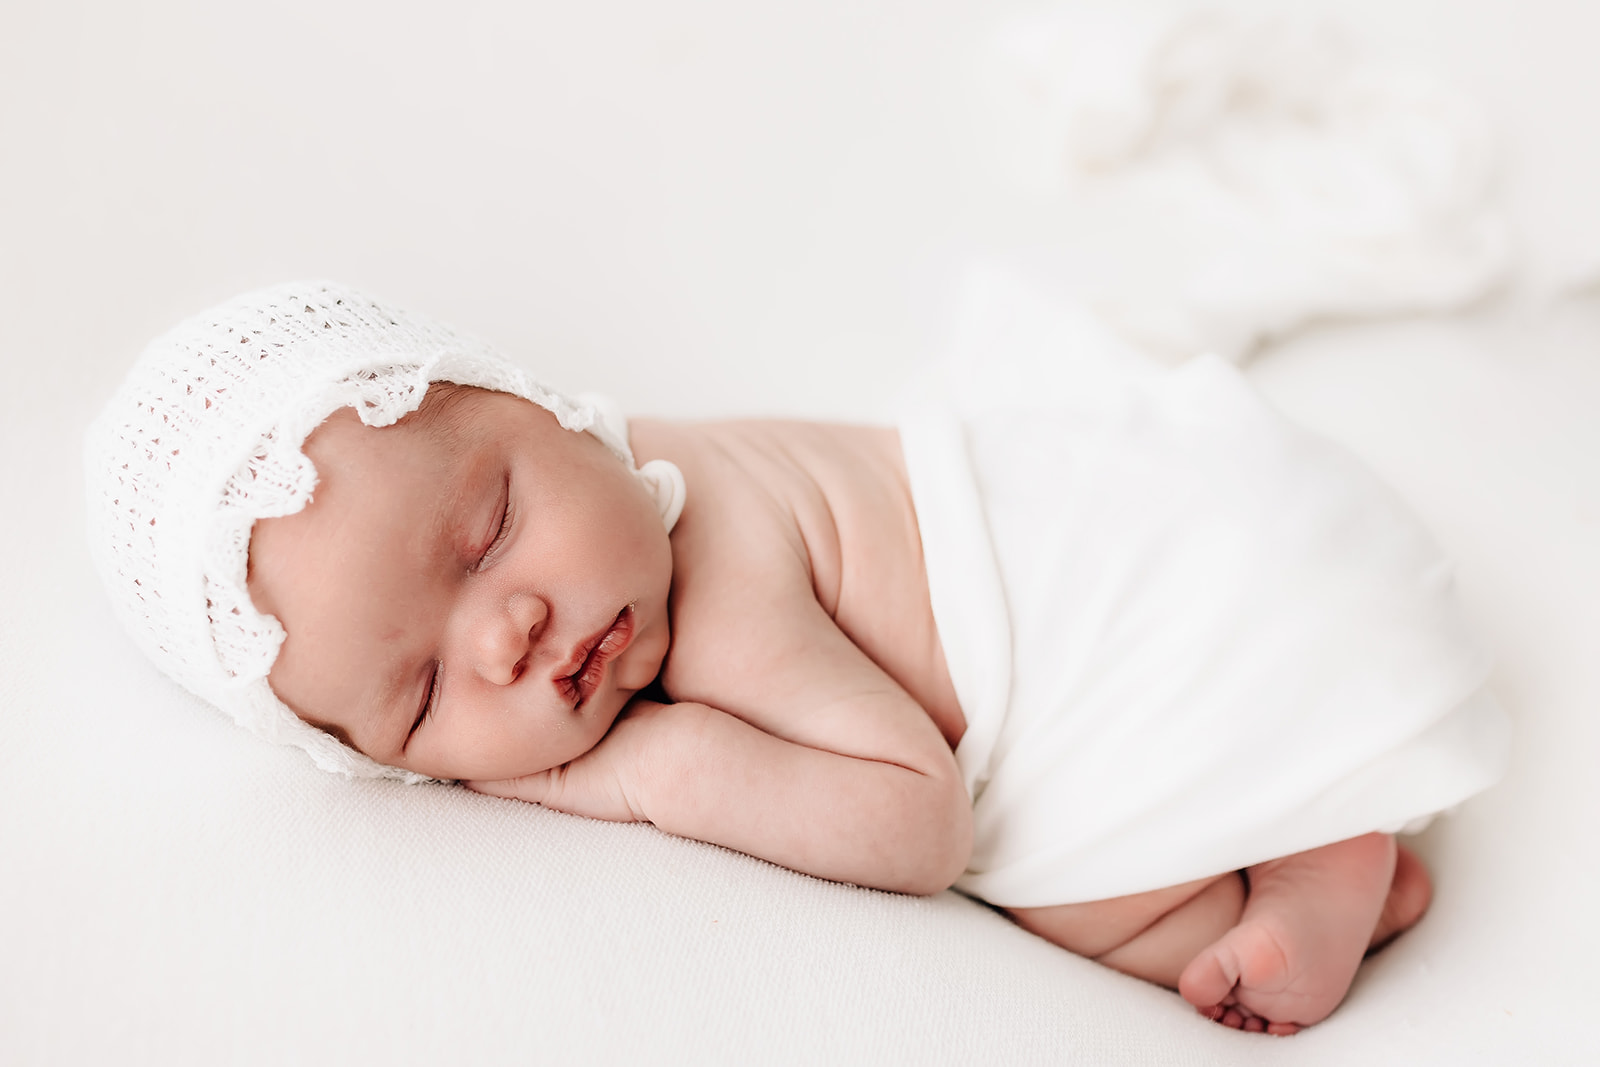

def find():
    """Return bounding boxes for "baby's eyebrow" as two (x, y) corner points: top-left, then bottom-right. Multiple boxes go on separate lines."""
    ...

(364, 665), (417, 758)
(438, 448), (504, 562)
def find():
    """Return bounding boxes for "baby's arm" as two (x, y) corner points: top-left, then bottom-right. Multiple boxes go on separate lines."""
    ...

(468, 550), (973, 895)
(471, 695), (969, 894)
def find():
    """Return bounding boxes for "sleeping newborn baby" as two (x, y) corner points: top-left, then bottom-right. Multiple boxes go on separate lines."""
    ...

(86, 282), (1509, 1035)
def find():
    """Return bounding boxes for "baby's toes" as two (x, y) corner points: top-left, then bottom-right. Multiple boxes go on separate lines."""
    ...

(1178, 942), (1242, 1012)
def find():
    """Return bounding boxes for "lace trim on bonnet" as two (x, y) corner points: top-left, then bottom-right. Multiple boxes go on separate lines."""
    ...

(84, 281), (684, 782)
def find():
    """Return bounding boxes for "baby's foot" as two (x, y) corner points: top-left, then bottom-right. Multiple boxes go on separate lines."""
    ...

(1178, 834), (1415, 1035)
(1368, 844), (1432, 953)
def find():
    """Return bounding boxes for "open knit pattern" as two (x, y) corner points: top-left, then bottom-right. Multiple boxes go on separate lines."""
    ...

(84, 281), (682, 781)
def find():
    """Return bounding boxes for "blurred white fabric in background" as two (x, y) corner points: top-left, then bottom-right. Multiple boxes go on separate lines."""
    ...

(978, 6), (1509, 359)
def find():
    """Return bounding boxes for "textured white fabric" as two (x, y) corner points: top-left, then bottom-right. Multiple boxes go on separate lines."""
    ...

(979, 6), (1509, 360)
(902, 277), (1510, 905)
(83, 282), (685, 780)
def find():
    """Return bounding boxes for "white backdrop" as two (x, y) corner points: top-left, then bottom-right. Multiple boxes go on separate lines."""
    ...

(3, 1), (1598, 1063)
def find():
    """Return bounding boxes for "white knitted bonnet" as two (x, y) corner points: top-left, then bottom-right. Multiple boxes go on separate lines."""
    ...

(84, 281), (686, 781)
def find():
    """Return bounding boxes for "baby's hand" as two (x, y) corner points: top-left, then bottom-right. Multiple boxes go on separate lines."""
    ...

(463, 698), (669, 824)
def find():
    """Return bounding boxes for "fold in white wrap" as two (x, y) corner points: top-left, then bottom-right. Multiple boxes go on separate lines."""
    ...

(899, 286), (1510, 908)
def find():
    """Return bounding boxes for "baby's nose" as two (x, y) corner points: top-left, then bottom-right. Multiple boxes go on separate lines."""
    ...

(474, 592), (547, 686)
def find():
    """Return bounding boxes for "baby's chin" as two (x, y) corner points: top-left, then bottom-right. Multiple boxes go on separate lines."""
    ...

(617, 618), (671, 690)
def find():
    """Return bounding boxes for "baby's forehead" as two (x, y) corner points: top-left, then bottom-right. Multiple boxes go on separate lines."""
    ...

(292, 385), (562, 543)
(304, 383), (509, 464)
(251, 403), (499, 598)
(391, 382), (530, 449)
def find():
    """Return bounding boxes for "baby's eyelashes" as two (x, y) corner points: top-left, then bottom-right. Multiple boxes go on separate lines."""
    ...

(475, 475), (515, 571)
(406, 663), (441, 746)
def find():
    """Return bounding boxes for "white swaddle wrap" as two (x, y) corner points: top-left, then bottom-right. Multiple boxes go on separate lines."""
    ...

(899, 274), (1510, 907)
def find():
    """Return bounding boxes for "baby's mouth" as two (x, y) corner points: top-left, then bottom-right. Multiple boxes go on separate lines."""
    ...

(559, 605), (636, 709)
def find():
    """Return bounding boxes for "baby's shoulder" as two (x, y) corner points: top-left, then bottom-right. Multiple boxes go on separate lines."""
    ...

(633, 417), (863, 565)
(629, 419), (868, 685)
(630, 417), (950, 732)
(642, 420), (826, 599)
(634, 418), (911, 613)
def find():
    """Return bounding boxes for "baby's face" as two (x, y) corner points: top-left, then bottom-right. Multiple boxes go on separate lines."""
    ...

(247, 386), (673, 781)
